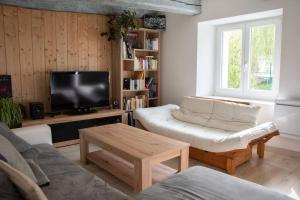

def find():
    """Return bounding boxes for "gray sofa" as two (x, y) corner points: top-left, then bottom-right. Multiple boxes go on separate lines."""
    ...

(1, 124), (294, 200)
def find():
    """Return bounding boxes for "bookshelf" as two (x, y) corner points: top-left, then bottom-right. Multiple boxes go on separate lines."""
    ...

(111, 28), (161, 119)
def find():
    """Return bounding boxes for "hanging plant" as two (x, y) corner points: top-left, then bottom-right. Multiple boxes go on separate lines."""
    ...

(101, 10), (139, 41)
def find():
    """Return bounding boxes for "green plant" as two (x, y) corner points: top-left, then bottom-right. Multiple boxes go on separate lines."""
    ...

(101, 10), (139, 41)
(0, 98), (22, 128)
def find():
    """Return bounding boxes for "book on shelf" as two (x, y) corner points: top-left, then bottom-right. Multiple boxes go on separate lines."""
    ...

(146, 77), (158, 98)
(123, 95), (147, 111)
(123, 33), (140, 59)
(145, 77), (154, 89)
(134, 56), (158, 70)
(146, 37), (159, 50)
(129, 79), (145, 90)
(122, 41), (128, 59)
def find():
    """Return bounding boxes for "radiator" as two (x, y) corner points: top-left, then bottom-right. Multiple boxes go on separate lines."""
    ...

(274, 99), (300, 137)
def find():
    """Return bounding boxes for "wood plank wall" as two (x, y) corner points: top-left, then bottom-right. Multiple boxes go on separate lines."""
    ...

(0, 5), (112, 112)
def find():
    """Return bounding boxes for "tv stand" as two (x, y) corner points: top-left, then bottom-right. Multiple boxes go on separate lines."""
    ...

(65, 107), (98, 115)
(22, 109), (124, 148)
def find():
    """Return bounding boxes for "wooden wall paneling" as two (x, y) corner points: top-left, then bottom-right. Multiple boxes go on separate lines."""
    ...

(87, 14), (98, 71)
(55, 12), (68, 70)
(103, 16), (111, 71)
(77, 14), (88, 71)
(1, 5), (114, 111)
(3, 6), (22, 101)
(44, 11), (57, 110)
(67, 12), (78, 71)
(18, 8), (34, 107)
(97, 15), (105, 71)
(0, 6), (7, 74)
(32, 10), (46, 103)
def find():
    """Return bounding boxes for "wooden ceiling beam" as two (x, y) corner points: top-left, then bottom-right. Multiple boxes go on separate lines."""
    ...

(0, 0), (201, 16)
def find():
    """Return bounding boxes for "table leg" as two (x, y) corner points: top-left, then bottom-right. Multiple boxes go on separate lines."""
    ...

(80, 133), (89, 164)
(178, 147), (189, 171)
(134, 159), (152, 193)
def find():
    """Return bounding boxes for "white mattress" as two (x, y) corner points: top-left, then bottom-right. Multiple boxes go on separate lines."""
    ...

(133, 104), (278, 152)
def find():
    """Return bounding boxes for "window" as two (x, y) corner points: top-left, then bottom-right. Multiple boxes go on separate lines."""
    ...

(216, 18), (281, 100)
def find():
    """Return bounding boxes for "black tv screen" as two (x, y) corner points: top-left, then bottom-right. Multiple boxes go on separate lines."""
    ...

(50, 72), (109, 112)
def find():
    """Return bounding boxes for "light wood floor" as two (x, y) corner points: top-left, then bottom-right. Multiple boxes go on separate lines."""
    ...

(58, 145), (300, 199)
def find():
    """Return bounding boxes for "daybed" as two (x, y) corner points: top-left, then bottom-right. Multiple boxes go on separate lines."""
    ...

(133, 96), (279, 174)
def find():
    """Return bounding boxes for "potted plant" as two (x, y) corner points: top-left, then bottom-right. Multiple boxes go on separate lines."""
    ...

(101, 10), (139, 41)
(0, 98), (23, 128)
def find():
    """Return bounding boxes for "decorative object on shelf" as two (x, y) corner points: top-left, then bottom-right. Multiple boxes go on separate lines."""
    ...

(144, 15), (166, 30)
(0, 98), (22, 128)
(0, 75), (12, 98)
(101, 10), (139, 41)
(123, 78), (131, 90)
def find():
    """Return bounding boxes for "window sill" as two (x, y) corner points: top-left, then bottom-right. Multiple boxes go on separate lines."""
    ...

(207, 95), (275, 106)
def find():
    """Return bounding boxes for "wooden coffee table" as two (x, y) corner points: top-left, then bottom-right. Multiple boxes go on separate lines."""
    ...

(79, 123), (190, 192)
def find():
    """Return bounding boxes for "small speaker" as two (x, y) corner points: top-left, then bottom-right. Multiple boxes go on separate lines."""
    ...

(29, 102), (44, 120)
(112, 100), (119, 109)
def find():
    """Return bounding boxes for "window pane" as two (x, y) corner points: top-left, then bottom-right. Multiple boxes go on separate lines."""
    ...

(221, 29), (243, 89)
(249, 24), (276, 91)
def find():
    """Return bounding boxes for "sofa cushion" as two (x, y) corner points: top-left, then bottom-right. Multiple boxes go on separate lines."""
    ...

(31, 144), (128, 200)
(171, 97), (214, 126)
(0, 161), (47, 200)
(134, 166), (293, 200)
(181, 96), (214, 115)
(172, 97), (261, 132)
(0, 122), (32, 152)
(26, 159), (50, 187)
(0, 135), (37, 183)
(207, 100), (261, 132)
(0, 153), (7, 162)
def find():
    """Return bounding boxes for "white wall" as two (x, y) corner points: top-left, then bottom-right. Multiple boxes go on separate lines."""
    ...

(161, 0), (300, 151)
(161, 0), (300, 105)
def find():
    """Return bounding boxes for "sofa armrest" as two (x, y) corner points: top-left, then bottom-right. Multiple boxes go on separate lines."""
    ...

(12, 125), (52, 145)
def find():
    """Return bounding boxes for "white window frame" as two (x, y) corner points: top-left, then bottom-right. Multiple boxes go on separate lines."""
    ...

(215, 17), (282, 101)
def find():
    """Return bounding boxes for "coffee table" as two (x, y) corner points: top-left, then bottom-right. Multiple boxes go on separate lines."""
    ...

(79, 123), (190, 192)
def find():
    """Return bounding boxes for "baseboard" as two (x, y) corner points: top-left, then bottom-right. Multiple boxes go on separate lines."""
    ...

(266, 134), (300, 153)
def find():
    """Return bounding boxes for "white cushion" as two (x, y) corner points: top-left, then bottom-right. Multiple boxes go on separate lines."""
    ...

(134, 104), (277, 152)
(172, 97), (261, 132)
(207, 100), (261, 131)
(181, 96), (214, 115)
(171, 108), (210, 126)
(171, 97), (213, 126)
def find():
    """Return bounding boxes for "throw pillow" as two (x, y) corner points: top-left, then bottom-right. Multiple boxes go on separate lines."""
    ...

(0, 122), (32, 152)
(0, 135), (37, 183)
(0, 160), (48, 200)
(0, 153), (7, 162)
(0, 170), (23, 200)
(26, 159), (50, 187)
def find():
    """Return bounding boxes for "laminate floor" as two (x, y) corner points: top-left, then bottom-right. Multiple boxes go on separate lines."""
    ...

(58, 145), (300, 199)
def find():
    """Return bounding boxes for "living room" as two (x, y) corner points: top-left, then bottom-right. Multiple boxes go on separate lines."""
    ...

(0, 0), (299, 200)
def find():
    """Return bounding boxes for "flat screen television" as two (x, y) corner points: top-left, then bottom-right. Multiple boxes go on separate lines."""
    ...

(50, 71), (109, 112)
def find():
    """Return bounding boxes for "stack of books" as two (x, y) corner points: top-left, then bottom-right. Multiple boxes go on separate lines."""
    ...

(123, 95), (147, 111)
(129, 79), (145, 90)
(146, 38), (159, 50)
(134, 56), (158, 70)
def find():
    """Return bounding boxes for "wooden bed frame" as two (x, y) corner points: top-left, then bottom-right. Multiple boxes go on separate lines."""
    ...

(135, 97), (280, 174)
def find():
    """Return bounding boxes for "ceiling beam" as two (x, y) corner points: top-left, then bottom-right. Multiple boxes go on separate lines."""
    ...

(0, 0), (201, 16)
